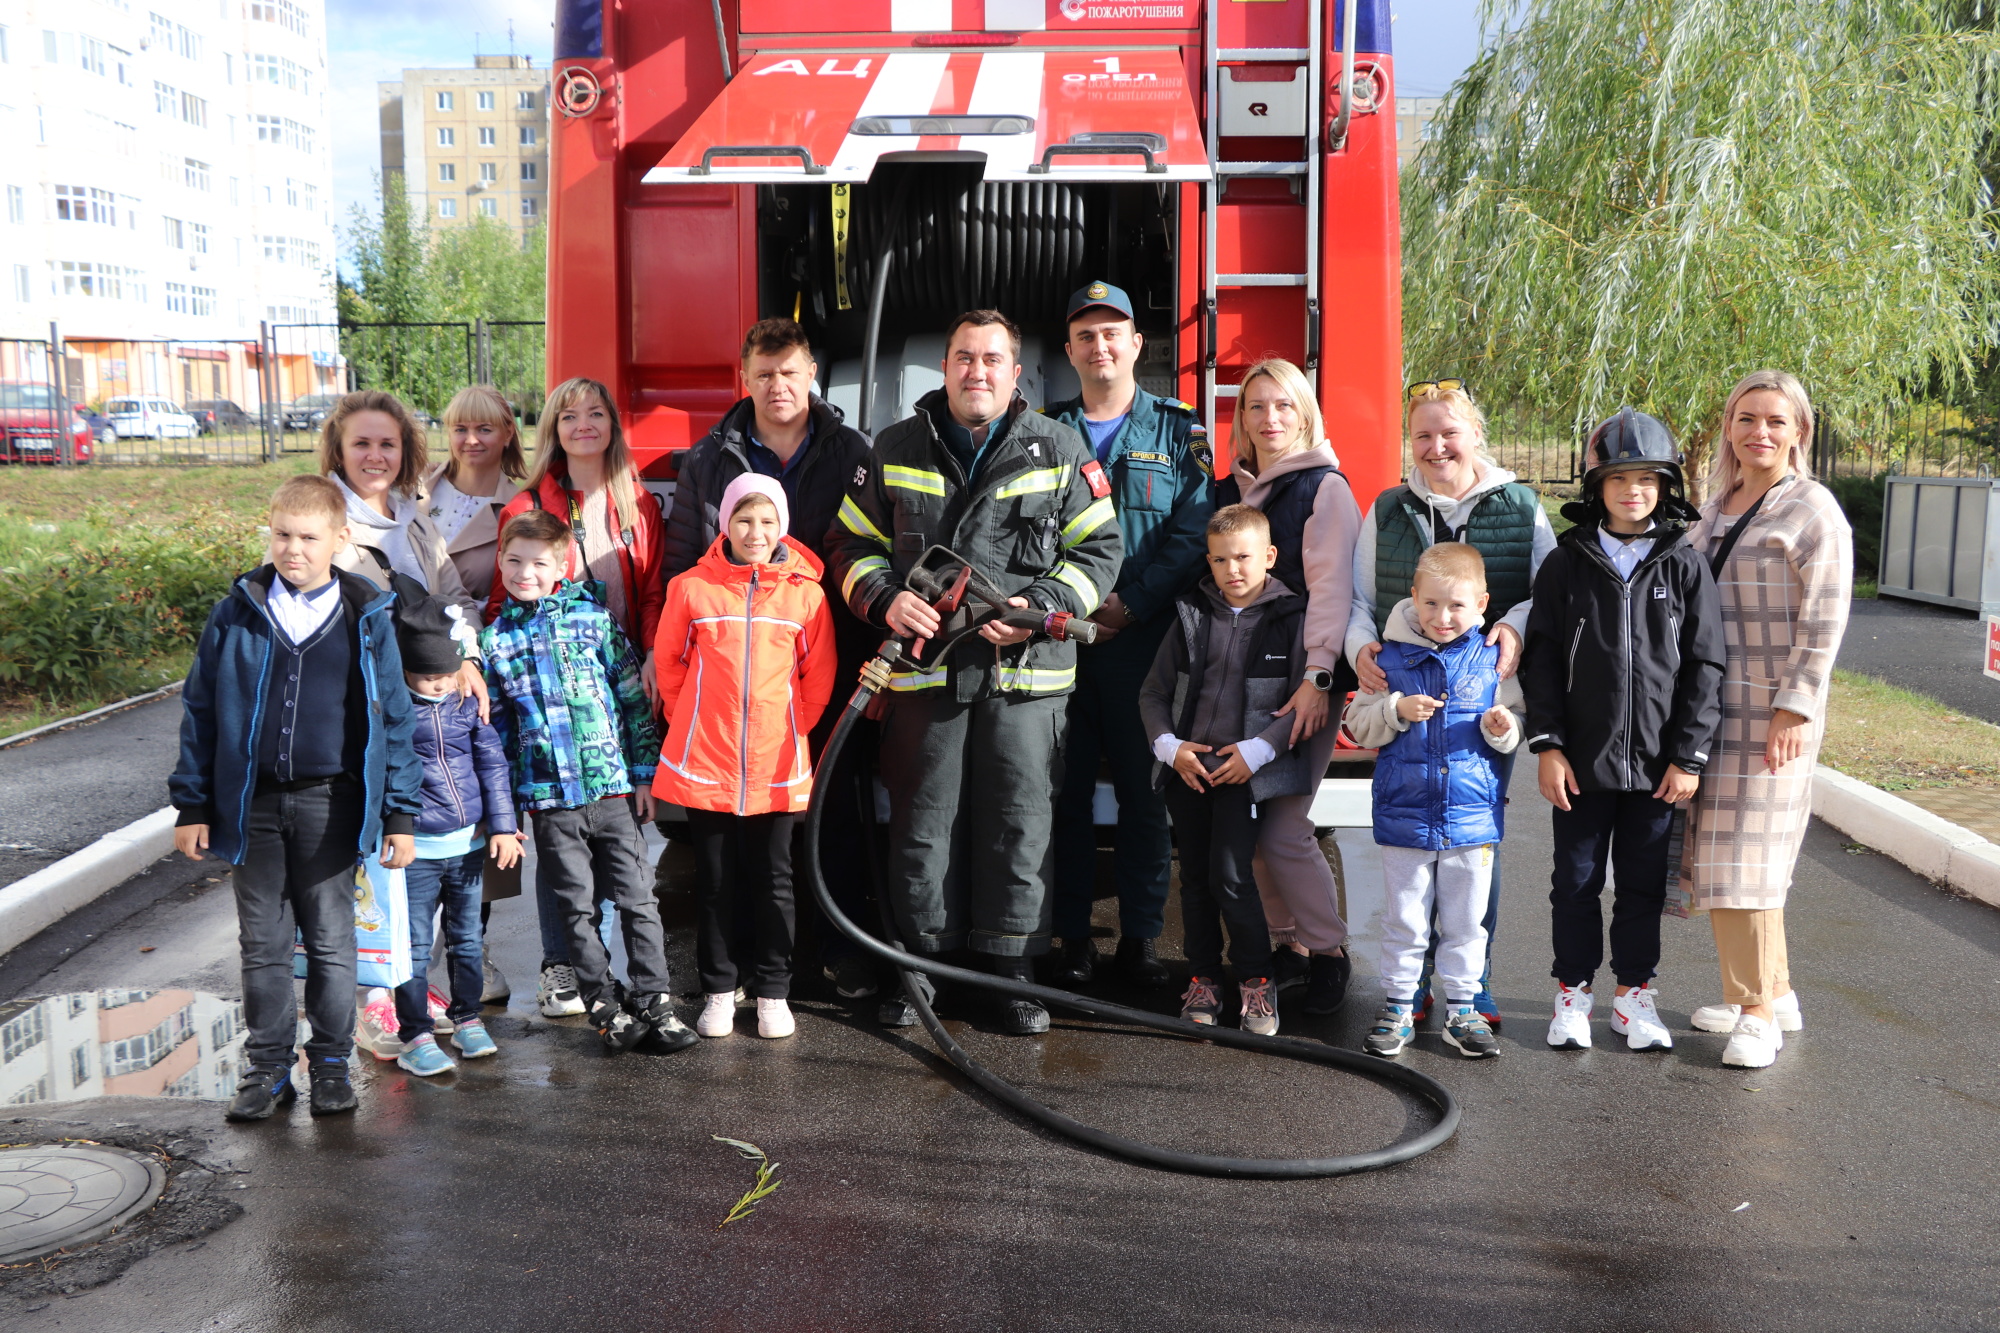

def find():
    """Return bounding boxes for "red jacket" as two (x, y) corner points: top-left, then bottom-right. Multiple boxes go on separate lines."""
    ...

(485, 471), (666, 652)
(651, 536), (838, 816)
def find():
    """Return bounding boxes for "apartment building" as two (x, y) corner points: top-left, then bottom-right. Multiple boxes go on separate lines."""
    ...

(0, 0), (337, 407)
(1396, 96), (1444, 170)
(378, 54), (549, 242)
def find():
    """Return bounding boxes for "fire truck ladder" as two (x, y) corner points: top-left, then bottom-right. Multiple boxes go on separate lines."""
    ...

(1203, 0), (1359, 440)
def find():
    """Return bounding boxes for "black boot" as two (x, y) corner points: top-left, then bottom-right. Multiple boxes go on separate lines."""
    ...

(590, 996), (646, 1052)
(307, 1058), (357, 1116)
(879, 971), (934, 1027)
(992, 958), (1049, 1035)
(225, 1066), (296, 1122)
(1271, 945), (1311, 992)
(1050, 937), (1096, 986)
(1114, 936), (1169, 988)
(634, 992), (698, 1054)
(1301, 951), (1352, 1015)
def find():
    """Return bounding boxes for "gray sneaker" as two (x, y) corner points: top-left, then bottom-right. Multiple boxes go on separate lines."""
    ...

(480, 955), (510, 1004)
(1442, 1005), (1499, 1058)
(537, 963), (585, 1017)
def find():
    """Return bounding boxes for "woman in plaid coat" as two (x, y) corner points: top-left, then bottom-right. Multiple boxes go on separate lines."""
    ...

(1677, 370), (1852, 1069)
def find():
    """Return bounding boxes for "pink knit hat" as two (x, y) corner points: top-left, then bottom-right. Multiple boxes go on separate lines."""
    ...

(717, 473), (790, 538)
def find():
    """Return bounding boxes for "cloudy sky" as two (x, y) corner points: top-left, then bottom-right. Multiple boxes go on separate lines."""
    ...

(325, 0), (1486, 238)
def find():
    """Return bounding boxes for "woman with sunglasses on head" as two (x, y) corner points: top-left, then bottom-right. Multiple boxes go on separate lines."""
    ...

(1346, 379), (1559, 1028)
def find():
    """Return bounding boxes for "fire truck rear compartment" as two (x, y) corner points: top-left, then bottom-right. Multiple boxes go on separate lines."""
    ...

(755, 164), (1183, 432)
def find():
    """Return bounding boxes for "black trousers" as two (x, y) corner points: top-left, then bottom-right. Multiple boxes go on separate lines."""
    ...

(532, 796), (670, 1008)
(685, 808), (798, 999)
(1163, 778), (1269, 979)
(1549, 789), (1674, 988)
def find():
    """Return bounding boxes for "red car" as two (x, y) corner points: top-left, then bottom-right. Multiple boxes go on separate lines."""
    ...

(0, 382), (94, 464)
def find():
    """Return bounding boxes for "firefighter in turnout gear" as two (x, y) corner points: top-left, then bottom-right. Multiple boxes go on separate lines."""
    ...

(828, 310), (1123, 1035)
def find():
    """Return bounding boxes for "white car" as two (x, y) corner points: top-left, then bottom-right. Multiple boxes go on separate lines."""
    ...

(105, 396), (199, 440)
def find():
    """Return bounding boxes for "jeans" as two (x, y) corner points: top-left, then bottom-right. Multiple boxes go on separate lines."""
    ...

(532, 796), (671, 1008)
(1052, 628), (1173, 942)
(232, 780), (364, 1069)
(1549, 789), (1675, 988)
(535, 875), (617, 967)
(686, 808), (797, 999)
(1163, 778), (1268, 978)
(394, 848), (485, 1041)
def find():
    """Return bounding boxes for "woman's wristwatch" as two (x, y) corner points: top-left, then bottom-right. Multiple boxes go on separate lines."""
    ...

(1305, 667), (1336, 693)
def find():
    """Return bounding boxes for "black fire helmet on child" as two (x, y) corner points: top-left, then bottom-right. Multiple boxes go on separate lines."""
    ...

(1562, 406), (1702, 529)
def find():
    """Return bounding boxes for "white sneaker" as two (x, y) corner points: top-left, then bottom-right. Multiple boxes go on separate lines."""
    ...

(1548, 983), (1593, 1049)
(1722, 1013), (1783, 1068)
(480, 955), (510, 1003)
(1609, 984), (1674, 1052)
(756, 997), (796, 1039)
(537, 963), (586, 1018)
(697, 993), (737, 1038)
(1691, 990), (1801, 1034)
(354, 987), (405, 1061)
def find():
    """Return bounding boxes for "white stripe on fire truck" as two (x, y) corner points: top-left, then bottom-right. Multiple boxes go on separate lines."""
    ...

(829, 52), (953, 178)
(965, 50), (1045, 175)
(984, 0), (1048, 32)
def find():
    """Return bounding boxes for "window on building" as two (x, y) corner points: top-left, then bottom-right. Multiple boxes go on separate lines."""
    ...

(114, 48), (134, 85)
(165, 280), (189, 313)
(79, 35), (105, 75)
(519, 126), (537, 147)
(1, 1005), (46, 1062)
(184, 158), (210, 191)
(521, 196), (538, 219)
(438, 163), (456, 183)
(520, 161), (538, 182)
(479, 162), (497, 183)
(249, 1), (309, 37)
(0, 25), (10, 65)
(53, 260), (133, 299)
(155, 80), (175, 115)
(5, 186), (22, 223)
(70, 1043), (89, 1087)
(56, 185), (116, 225)
(163, 216), (185, 247)
(285, 178), (298, 207)
(150, 12), (174, 53)
(519, 90), (537, 110)
(478, 126), (495, 146)
(11, 265), (29, 302)
(181, 92), (206, 128)
(178, 24), (200, 60)
(478, 91), (496, 110)
(192, 285), (215, 316)
(438, 198), (457, 218)
(304, 182), (317, 213)
(437, 126), (455, 147)
(190, 221), (209, 253)
(479, 197), (497, 217)
(436, 90), (453, 111)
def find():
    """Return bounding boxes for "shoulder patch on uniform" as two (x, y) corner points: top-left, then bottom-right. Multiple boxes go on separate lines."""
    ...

(1189, 437), (1214, 478)
(1080, 459), (1112, 499)
(1171, 399), (1195, 413)
(1126, 450), (1172, 466)
(852, 464), (867, 487)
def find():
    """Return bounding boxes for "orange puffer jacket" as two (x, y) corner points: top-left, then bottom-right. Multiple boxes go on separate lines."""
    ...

(652, 536), (838, 816)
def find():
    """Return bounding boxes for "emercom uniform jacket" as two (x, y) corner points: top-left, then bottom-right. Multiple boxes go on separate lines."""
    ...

(1520, 520), (1726, 792)
(1038, 387), (1212, 628)
(829, 389), (1123, 702)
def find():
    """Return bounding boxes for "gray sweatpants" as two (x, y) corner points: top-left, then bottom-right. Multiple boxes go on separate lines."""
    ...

(532, 795), (671, 1008)
(879, 690), (1065, 957)
(1378, 843), (1495, 1004)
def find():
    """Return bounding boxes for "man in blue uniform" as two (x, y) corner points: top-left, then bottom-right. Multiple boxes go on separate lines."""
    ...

(1041, 282), (1214, 987)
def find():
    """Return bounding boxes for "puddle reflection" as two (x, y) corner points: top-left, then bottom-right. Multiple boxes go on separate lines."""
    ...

(0, 990), (247, 1106)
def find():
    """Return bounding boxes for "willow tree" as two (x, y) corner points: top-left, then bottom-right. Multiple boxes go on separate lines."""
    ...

(1402, 0), (2000, 470)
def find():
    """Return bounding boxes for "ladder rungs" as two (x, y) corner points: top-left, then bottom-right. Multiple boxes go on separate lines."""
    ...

(1213, 384), (1241, 397)
(1217, 274), (1307, 287)
(1215, 161), (1308, 176)
(1218, 47), (1311, 61)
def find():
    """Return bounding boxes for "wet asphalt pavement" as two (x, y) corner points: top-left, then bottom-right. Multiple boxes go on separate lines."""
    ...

(0, 694), (183, 885)
(3, 757), (1998, 1332)
(1839, 596), (1998, 725)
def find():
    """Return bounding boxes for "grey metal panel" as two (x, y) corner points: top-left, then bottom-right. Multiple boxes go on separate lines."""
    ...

(1953, 485), (1987, 600)
(1882, 480), (1915, 588)
(1912, 483), (1955, 597)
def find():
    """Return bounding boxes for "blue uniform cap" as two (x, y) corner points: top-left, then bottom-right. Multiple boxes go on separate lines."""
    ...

(1065, 280), (1135, 324)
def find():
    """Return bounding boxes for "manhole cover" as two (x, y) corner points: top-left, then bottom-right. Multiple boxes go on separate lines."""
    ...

(0, 1145), (166, 1264)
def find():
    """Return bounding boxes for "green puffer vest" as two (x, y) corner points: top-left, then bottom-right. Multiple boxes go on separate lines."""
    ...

(1373, 481), (1540, 630)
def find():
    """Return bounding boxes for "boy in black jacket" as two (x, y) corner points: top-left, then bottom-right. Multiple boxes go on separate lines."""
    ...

(1521, 409), (1725, 1054)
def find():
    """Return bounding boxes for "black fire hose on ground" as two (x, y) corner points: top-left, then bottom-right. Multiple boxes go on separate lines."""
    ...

(799, 628), (1462, 1179)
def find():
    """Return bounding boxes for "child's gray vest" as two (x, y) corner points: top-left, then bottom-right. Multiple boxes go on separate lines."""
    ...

(1162, 591), (1313, 803)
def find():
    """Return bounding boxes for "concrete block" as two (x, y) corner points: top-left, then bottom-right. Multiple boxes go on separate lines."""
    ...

(1813, 766), (2000, 907)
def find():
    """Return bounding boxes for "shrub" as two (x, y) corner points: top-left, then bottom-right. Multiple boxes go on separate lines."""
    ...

(1821, 473), (1885, 579)
(0, 506), (262, 700)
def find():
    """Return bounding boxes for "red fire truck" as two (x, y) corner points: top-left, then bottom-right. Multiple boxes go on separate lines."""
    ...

(543, 0), (1402, 508)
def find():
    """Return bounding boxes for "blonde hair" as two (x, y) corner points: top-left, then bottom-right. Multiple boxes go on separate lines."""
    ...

(1709, 369), (1815, 498)
(441, 385), (528, 483)
(1230, 358), (1326, 476)
(1413, 541), (1487, 591)
(319, 390), (430, 497)
(528, 378), (641, 530)
(1404, 383), (1494, 465)
(1206, 503), (1271, 542)
(270, 474), (346, 529)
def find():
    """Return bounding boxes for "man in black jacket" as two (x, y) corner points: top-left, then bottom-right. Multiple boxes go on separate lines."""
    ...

(1521, 408), (1725, 1055)
(660, 318), (881, 998)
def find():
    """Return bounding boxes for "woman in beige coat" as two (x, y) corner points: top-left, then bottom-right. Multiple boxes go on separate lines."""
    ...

(423, 385), (527, 602)
(1679, 370), (1852, 1069)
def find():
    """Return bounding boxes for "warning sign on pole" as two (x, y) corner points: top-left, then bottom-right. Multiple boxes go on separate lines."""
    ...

(1986, 616), (2000, 682)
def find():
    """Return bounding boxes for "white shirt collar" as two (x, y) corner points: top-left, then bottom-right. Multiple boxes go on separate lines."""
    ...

(1595, 523), (1656, 580)
(269, 575), (341, 643)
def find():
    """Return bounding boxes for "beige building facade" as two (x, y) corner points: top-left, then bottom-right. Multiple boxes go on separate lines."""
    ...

(379, 55), (549, 242)
(1396, 96), (1444, 170)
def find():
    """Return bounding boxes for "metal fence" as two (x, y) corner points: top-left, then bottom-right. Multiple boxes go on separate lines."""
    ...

(0, 321), (547, 467)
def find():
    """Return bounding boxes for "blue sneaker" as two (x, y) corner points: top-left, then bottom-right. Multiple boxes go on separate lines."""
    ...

(1471, 987), (1502, 1029)
(451, 1018), (498, 1060)
(396, 1033), (457, 1077)
(1364, 1003), (1415, 1058)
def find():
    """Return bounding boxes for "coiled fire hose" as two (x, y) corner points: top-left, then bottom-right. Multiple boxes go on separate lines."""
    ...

(799, 614), (1462, 1178)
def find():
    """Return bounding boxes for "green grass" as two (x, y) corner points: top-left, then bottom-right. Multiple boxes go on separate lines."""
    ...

(1822, 668), (2000, 790)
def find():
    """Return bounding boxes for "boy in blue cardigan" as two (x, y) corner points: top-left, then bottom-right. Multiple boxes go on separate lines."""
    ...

(1345, 543), (1524, 1059)
(170, 475), (421, 1122)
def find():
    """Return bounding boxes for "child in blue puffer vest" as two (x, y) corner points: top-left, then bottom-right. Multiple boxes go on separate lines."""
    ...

(1344, 543), (1523, 1060)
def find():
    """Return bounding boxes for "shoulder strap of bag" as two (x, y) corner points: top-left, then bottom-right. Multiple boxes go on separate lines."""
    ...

(1707, 483), (1774, 578)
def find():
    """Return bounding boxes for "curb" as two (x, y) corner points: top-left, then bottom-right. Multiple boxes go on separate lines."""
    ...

(1813, 765), (2000, 909)
(0, 808), (179, 957)
(0, 682), (183, 750)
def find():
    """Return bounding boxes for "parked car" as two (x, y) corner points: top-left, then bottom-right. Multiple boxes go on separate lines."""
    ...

(281, 394), (343, 432)
(105, 397), (200, 440)
(185, 399), (256, 434)
(79, 406), (116, 446)
(0, 383), (94, 464)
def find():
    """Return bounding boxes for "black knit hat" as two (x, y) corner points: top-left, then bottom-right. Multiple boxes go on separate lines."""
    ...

(395, 594), (476, 675)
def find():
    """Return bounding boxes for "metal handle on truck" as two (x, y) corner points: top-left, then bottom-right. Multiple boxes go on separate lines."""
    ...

(1029, 136), (1168, 175)
(688, 145), (827, 176)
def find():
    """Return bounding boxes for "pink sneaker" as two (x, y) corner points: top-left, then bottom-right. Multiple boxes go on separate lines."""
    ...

(354, 988), (404, 1061)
